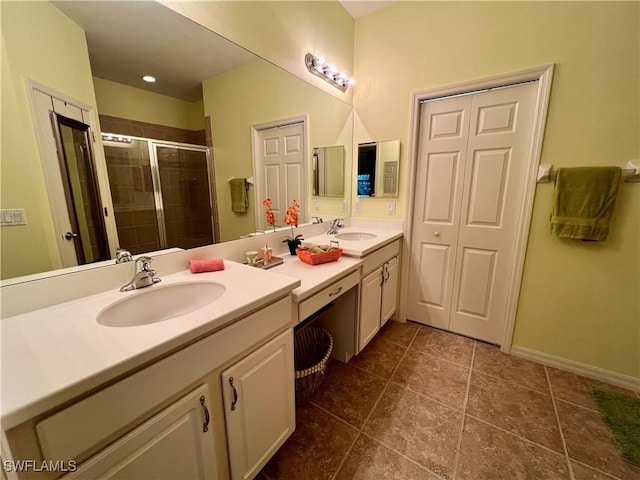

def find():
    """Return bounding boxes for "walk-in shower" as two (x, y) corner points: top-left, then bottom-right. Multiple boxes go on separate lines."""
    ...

(102, 134), (214, 255)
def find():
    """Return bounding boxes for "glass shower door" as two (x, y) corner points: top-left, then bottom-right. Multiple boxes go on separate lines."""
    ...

(103, 138), (161, 255)
(155, 145), (214, 249)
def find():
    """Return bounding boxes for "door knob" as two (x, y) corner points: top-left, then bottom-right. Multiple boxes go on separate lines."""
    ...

(64, 231), (78, 240)
(433, 231), (440, 237)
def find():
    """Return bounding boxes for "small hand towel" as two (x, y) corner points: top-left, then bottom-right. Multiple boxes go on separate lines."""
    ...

(229, 178), (248, 213)
(190, 258), (224, 273)
(550, 166), (621, 241)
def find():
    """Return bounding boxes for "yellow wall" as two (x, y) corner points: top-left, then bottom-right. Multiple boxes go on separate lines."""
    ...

(93, 77), (204, 131)
(161, 0), (354, 104)
(354, 1), (639, 378)
(0, 1), (98, 279)
(203, 59), (352, 242)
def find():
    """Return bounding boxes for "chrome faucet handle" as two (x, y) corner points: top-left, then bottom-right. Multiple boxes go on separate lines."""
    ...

(115, 248), (133, 264)
(135, 256), (154, 272)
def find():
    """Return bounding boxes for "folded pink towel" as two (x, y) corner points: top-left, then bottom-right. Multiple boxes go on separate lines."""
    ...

(190, 258), (224, 273)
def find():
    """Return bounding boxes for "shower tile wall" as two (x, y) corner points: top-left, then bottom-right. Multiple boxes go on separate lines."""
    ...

(104, 141), (161, 255)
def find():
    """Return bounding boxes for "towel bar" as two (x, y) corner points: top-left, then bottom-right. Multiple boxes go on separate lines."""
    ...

(537, 161), (640, 183)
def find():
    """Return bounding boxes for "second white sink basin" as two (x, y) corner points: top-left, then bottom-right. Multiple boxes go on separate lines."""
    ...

(97, 281), (226, 327)
(335, 232), (377, 241)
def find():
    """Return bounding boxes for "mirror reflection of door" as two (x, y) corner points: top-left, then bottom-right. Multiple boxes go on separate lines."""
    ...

(52, 114), (110, 265)
(357, 143), (377, 197)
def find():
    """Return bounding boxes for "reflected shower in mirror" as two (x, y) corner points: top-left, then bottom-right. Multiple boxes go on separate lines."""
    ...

(357, 140), (400, 198)
(1, 0), (353, 281)
(313, 146), (345, 197)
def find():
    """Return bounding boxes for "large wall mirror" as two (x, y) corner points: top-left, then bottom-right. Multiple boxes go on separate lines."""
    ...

(357, 140), (400, 198)
(0, 0), (353, 281)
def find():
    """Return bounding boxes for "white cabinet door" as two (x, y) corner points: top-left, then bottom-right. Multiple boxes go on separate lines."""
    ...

(381, 257), (399, 326)
(359, 268), (383, 351)
(222, 330), (295, 480)
(63, 385), (217, 479)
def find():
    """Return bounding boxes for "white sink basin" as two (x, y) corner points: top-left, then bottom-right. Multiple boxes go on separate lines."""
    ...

(97, 281), (226, 327)
(335, 232), (377, 241)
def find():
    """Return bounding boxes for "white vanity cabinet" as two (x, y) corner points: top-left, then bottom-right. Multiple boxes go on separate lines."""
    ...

(4, 296), (296, 480)
(358, 240), (400, 352)
(60, 385), (217, 479)
(222, 330), (295, 480)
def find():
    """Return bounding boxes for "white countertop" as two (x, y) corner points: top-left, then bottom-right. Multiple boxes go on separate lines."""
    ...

(303, 226), (403, 257)
(0, 261), (300, 430)
(270, 254), (363, 303)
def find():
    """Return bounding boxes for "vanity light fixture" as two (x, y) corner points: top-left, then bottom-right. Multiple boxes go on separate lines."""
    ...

(305, 53), (355, 92)
(102, 134), (133, 144)
(142, 75), (156, 83)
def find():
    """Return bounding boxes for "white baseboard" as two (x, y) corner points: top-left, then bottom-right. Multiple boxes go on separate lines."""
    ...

(510, 345), (640, 393)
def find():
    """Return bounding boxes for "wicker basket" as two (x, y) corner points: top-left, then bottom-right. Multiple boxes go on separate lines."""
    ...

(296, 247), (343, 265)
(293, 326), (333, 406)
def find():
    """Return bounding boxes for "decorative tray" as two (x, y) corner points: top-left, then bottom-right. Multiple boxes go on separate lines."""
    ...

(253, 256), (284, 269)
(296, 247), (343, 266)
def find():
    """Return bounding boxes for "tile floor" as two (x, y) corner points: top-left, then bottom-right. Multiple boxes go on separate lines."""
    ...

(259, 320), (640, 480)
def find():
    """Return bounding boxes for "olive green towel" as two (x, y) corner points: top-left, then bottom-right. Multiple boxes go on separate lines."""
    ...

(551, 167), (621, 241)
(229, 178), (248, 213)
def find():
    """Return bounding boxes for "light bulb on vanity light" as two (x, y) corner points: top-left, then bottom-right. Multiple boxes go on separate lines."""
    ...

(304, 52), (354, 91)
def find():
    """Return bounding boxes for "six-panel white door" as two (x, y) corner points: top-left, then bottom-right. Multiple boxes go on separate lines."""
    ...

(256, 123), (305, 231)
(407, 82), (538, 344)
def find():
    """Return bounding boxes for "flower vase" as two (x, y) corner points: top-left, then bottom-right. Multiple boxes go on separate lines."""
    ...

(287, 238), (302, 255)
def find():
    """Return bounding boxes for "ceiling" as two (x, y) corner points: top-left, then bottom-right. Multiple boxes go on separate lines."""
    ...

(339, 1), (397, 18)
(52, 1), (256, 102)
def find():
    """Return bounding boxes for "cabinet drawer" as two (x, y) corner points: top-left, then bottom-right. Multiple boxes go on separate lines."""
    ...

(35, 297), (292, 463)
(361, 240), (400, 276)
(299, 270), (359, 320)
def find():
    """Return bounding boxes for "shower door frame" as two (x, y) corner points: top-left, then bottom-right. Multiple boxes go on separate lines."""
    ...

(102, 134), (215, 251)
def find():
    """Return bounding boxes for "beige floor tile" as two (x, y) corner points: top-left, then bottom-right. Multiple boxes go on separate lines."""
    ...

(411, 326), (475, 367)
(261, 403), (357, 480)
(348, 336), (407, 379)
(556, 400), (640, 480)
(363, 384), (463, 480)
(456, 416), (570, 480)
(571, 461), (621, 480)
(473, 342), (550, 393)
(548, 367), (638, 411)
(377, 319), (420, 347)
(466, 371), (564, 452)
(392, 348), (469, 410)
(310, 360), (387, 428)
(334, 434), (440, 480)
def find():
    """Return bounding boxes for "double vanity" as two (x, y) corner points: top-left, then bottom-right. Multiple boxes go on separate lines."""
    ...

(1, 222), (402, 480)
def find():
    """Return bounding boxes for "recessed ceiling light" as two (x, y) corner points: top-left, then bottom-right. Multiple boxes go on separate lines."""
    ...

(142, 75), (156, 83)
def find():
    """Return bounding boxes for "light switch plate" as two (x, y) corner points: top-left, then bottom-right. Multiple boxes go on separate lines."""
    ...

(387, 202), (396, 214)
(0, 209), (27, 226)
(355, 200), (362, 213)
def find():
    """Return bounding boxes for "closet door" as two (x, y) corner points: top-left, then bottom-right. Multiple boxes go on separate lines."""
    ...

(407, 82), (538, 344)
(406, 95), (471, 330)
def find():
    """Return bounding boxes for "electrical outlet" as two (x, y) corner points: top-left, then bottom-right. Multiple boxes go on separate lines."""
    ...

(315, 201), (320, 210)
(388, 202), (396, 214)
(355, 200), (362, 213)
(341, 201), (348, 212)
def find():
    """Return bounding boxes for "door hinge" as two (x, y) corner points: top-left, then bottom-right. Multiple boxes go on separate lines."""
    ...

(91, 131), (96, 143)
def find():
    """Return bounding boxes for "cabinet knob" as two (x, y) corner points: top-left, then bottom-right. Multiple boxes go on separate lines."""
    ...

(433, 231), (440, 237)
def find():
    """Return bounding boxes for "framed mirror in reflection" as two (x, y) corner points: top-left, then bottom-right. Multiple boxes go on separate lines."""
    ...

(313, 146), (345, 197)
(0, 0), (353, 282)
(357, 140), (400, 198)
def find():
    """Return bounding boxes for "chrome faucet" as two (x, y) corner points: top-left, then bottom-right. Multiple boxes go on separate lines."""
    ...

(115, 248), (133, 264)
(327, 218), (345, 235)
(120, 256), (161, 292)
